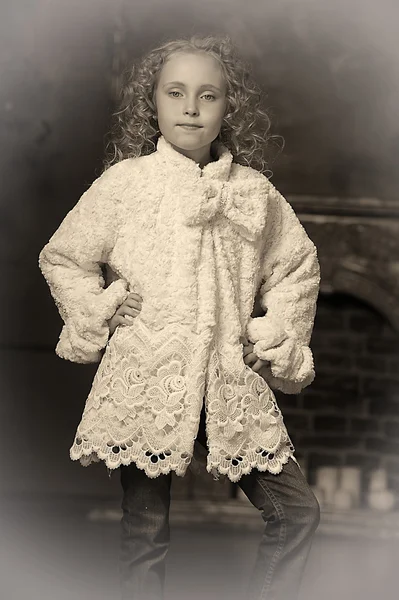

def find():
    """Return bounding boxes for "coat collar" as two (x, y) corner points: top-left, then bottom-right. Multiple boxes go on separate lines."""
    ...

(155, 135), (268, 242)
(155, 135), (233, 181)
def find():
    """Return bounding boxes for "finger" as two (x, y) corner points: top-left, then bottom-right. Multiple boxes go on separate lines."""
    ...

(252, 359), (271, 372)
(124, 298), (143, 309)
(242, 343), (254, 357)
(123, 314), (136, 323)
(118, 314), (136, 326)
(251, 359), (264, 373)
(128, 292), (143, 302)
(243, 354), (256, 366)
(122, 306), (141, 317)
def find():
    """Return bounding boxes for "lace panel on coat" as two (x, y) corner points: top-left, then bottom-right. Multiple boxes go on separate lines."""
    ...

(70, 319), (295, 482)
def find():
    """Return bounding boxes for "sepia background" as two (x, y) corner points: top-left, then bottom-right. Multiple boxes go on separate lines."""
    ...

(1, 1), (398, 599)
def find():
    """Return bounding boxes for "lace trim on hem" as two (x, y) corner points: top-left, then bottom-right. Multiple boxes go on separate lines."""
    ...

(70, 445), (192, 478)
(70, 441), (295, 482)
(207, 445), (295, 482)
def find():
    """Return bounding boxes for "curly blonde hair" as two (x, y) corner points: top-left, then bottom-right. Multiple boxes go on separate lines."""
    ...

(103, 34), (283, 175)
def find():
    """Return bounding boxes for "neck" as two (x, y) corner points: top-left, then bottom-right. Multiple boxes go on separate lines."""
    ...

(170, 142), (215, 169)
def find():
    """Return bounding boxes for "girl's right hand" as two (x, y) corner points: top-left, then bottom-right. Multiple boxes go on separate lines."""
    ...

(107, 292), (143, 338)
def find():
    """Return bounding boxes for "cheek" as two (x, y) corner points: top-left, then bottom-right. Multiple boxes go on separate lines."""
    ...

(210, 102), (226, 122)
(163, 102), (180, 121)
(156, 94), (173, 117)
(208, 109), (225, 130)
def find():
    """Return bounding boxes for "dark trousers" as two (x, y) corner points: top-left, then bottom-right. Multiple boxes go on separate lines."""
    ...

(119, 404), (320, 600)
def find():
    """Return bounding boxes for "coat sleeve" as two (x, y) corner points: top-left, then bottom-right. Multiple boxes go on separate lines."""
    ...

(38, 163), (130, 364)
(245, 181), (320, 394)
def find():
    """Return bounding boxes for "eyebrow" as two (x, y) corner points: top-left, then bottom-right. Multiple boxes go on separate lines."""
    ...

(162, 81), (223, 92)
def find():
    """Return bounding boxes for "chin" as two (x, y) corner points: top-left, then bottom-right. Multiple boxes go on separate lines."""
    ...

(178, 133), (212, 145)
(178, 140), (206, 150)
(172, 138), (205, 151)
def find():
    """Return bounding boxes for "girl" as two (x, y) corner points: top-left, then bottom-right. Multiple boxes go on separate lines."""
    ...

(39, 35), (320, 600)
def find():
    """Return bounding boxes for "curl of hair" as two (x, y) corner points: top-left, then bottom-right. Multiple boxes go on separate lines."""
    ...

(103, 34), (284, 175)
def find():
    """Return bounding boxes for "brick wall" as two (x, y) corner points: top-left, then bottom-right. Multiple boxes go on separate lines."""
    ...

(277, 293), (399, 504)
(173, 293), (399, 503)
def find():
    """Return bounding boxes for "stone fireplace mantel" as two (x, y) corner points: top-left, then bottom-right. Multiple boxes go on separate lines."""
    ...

(286, 194), (399, 333)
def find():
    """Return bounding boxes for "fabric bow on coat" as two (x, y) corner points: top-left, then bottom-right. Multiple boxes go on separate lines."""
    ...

(180, 178), (268, 243)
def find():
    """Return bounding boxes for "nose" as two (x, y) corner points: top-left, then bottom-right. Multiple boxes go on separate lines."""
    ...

(183, 96), (199, 116)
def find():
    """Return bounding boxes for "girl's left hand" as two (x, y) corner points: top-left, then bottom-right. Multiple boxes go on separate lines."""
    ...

(242, 339), (270, 373)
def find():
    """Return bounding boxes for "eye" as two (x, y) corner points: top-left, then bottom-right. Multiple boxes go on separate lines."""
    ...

(168, 91), (182, 97)
(202, 94), (216, 101)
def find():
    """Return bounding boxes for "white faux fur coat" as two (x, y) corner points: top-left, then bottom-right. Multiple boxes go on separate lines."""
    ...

(38, 135), (320, 483)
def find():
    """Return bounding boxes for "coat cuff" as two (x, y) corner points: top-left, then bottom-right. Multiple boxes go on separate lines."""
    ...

(246, 315), (288, 348)
(257, 360), (315, 395)
(245, 316), (315, 393)
(55, 279), (129, 363)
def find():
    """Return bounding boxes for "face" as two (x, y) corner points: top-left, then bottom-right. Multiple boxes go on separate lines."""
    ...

(154, 52), (227, 165)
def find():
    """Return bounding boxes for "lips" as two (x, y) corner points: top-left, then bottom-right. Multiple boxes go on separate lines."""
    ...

(178, 124), (202, 128)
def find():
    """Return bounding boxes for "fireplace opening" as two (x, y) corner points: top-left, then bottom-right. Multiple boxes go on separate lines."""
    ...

(275, 292), (399, 506)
